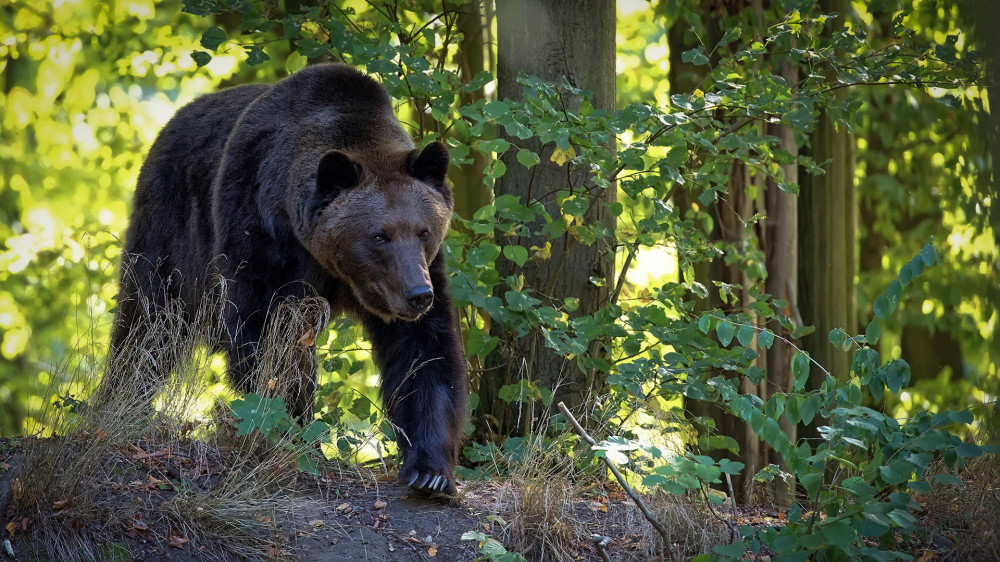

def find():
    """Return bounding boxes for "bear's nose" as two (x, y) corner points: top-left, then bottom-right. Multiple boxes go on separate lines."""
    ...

(406, 285), (434, 312)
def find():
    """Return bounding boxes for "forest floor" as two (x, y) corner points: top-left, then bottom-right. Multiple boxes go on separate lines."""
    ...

(1, 435), (996, 561)
(0, 435), (695, 561)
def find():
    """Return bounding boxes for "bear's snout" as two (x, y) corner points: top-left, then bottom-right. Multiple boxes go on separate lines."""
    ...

(405, 284), (434, 314)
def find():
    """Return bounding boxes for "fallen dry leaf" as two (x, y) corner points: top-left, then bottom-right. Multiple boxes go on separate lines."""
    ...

(310, 519), (325, 528)
(52, 499), (69, 510)
(374, 499), (387, 510)
(11, 478), (22, 501)
(1, 462), (12, 471)
(5, 522), (17, 538)
(267, 377), (278, 391)
(298, 328), (316, 346)
(428, 546), (437, 557)
(169, 535), (189, 549)
(95, 430), (107, 443)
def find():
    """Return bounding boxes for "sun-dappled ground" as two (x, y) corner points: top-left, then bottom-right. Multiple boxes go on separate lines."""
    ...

(2, 433), (998, 561)
(0, 434), (711, 561)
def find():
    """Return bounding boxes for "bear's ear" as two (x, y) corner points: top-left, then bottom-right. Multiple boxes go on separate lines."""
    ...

(408, 141), (449, 186)
(316, 150), (362, 200)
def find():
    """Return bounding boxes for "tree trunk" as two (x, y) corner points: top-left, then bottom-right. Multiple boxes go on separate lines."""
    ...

(451, 0), (490, 219)
(763, 75), (800, 505)
(798, 0), (856, 443)
(478, 0), (616, 438)
(669, 6), (770, 503)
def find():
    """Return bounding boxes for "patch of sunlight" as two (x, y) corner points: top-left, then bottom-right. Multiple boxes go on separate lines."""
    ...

(206, 53), (239, 78)
(921, 299), (935, 315)
(146, 92), (178, 130)
(625, 246), (678, 288)
(122, 0), (155, 19)
(644, 42), (668, 63)
(618, 0), (650, 16)
(71, 120), (99, 153)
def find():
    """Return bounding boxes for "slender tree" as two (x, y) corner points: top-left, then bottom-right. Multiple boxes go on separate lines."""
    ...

(479, 0), (616, 437)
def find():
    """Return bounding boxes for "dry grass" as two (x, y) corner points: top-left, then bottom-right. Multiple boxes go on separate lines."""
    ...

(922, 413), (1000, 561)
(8, 279), (338, 560)
(474, 400), (729, 562)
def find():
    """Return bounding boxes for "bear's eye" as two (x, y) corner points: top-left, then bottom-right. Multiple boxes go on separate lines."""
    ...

(371, 233), (389, 244)
(418, 228), (431, 240)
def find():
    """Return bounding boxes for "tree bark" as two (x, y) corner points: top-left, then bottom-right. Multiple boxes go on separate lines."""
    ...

(450, 0), (490, 219)
(478, 0), (616, 438)
(798, 0), (856, 443)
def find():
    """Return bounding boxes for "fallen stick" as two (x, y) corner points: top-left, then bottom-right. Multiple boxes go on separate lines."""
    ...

(557, 402), (680, 562)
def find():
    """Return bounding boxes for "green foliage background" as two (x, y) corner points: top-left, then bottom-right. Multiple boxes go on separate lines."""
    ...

(1, 0), (997, 558)
(0, 0), (995, 441)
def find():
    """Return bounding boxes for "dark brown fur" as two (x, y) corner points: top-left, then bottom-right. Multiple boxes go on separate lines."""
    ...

(109, 64), (467, 494)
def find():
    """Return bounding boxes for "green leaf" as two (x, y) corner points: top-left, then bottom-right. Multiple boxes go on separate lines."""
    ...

(516, 148), (540, 168)
(479, 538), (509, 556)
(758, 329), (774, 349)
(791, 352), (810, 390)
(821, 520), (856, 548)
(712, 541), (747, 558)
(736, 324), (755, 347)
(245, 46), (269, 66)
(956, 442), (983, 458)
(478, 138), (511, 154)
(785, 395), (801, 424)
(932, 473), (964, 486)
(681, 46), (710, 66)
(717, 321), (735, 347)
(483, 100), (510, 119)
(920, 243), (936, 266)
(718, 26), (742, 46)
(719, 458), (744, 475)
(560, 195), (589, 217)
(799, 396), (818, 425)
(200, 27), (227, 50)
(887, 279), (903, 304)
(285, 50), (308, 74)
(191, 50), (212, 67)
(829, 328), (846, 348)
(502, 245), (528, 267)
(801, 471), (823, 499)
(698, 314), (713, 334)
(182, 0), (221, 16)
(461, 530), (488, 542)
(367, 59), (399, 75)
(879, 460), (913, 485)
(461, 70), (494, 92)
(873, 294), (891, 319)
(865, 320), (881, 346)
(301, 420), (330, 443)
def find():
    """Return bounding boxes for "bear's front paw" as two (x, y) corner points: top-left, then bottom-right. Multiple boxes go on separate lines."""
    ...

(400, 461), (456, 495)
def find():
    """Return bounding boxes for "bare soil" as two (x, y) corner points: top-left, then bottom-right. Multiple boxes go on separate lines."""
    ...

(0, 437), (660, 561)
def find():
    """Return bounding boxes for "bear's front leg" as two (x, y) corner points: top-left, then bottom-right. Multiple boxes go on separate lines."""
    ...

(362, 263), (468, 494)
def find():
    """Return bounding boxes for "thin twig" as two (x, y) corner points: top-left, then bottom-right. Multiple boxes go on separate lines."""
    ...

(557, 402), (680, 562)
(591, 535), (612, 562)
(724, 473), (740, 542)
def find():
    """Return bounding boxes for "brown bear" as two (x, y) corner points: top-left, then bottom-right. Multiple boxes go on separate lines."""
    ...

(108, 63), (468, 494)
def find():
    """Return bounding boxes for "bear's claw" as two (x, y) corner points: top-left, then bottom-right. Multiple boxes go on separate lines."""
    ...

(402, 470), (454, 494)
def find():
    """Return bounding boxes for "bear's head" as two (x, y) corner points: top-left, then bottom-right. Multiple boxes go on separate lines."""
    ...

(305, 141), (453, 322)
